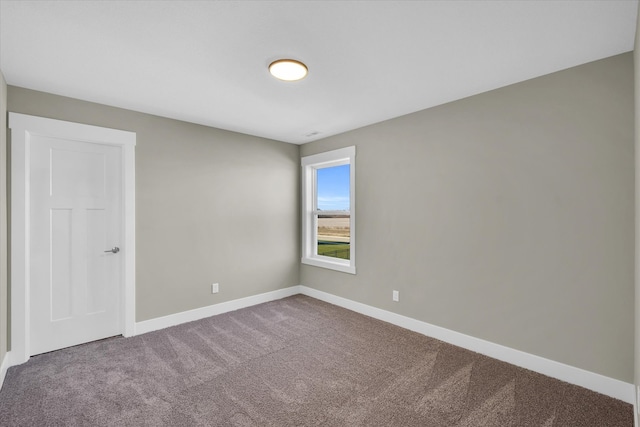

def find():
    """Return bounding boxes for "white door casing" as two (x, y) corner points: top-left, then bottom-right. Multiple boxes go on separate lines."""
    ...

(9, 113), (136, 364)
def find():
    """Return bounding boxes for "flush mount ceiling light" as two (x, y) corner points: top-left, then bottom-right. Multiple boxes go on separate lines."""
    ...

(269, 59), (308, 81)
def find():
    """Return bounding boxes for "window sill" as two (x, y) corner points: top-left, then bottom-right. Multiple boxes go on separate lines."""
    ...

(301, 257), (356, 275)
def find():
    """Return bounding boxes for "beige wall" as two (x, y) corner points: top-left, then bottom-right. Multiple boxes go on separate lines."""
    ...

(301, 53), (634, 382)
(3, 53), (634, 384)
(635, 5), (640, 393)
(0, 71), (7, 363)
(7, 87), (300, 322)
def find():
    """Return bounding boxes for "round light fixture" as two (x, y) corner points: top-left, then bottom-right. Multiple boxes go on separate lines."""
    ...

(269, 59), (308, 82)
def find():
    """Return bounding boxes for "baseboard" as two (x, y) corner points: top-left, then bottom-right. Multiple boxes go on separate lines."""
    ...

(635, 386), (639, 427)
(6, 282), (631, 404)
(3, 283), (632, 404)
(298, 285), (635, 404)
(0, 351), (11, 392)
(134, 286), (302, 335)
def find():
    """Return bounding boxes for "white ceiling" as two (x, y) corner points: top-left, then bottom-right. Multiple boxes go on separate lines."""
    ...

(0, 1), (637, 144)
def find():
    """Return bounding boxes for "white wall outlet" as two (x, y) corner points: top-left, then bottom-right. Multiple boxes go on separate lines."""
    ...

(211, 283), (219, 294)
(392, 290), (399, 302)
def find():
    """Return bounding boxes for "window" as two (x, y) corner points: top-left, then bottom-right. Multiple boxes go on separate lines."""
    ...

(301, 146), (355, 274)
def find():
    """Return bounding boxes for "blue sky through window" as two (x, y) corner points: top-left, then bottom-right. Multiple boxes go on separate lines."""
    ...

(317, 164), (350, 211)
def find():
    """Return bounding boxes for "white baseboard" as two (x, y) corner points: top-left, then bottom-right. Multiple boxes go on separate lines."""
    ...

(134, 286), (302, 335)
(3, 283), (633, 405)
(0, 351), (11, 391)
(635, 386), (639, 427)
(298, 286), (635, 404)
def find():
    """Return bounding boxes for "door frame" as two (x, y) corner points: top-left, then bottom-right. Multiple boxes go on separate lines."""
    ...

(8, 113), (136, 365)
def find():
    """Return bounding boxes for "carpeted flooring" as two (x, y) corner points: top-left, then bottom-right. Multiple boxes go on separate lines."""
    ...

(0, 295), (633, 426)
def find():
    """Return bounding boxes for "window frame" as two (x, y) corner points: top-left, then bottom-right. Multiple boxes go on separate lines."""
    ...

(301, 146), (356, 274)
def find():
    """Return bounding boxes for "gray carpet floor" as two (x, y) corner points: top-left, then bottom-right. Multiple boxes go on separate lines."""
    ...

(0, 295), (633, 426)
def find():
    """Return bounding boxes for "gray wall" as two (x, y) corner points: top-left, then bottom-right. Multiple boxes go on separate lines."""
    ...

(3, 53), (634, 384)
(7, 87), (300, 322)
(301, 53), (634, 383)
(0, 71), (7, 363)
(635, 5), (640, 393)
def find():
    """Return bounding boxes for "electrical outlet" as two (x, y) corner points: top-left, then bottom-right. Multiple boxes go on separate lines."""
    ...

(211, 283), (219, 294)
(392, 290), (399, 302)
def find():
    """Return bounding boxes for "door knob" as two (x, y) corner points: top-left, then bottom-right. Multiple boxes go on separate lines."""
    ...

(104, 247), (120, 254)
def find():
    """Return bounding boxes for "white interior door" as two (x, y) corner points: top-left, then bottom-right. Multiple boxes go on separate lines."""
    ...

(30, 135), (122, 355)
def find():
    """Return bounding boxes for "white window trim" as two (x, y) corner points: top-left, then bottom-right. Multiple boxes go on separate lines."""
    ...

(301, 146), (356, 274)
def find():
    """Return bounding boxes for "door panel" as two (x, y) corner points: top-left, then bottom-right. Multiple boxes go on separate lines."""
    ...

(86, 209), (107, 314)
(51, 208), (73, 321)
(51, 148), (106, 199)
(30, 135), (122, 355)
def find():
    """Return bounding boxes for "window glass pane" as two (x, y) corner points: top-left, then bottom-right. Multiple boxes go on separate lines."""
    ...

(317, 164), (350, 211)
(317, 214), (350, 260)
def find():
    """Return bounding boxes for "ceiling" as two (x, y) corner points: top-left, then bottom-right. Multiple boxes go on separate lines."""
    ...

(0, 1), (637, 145)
